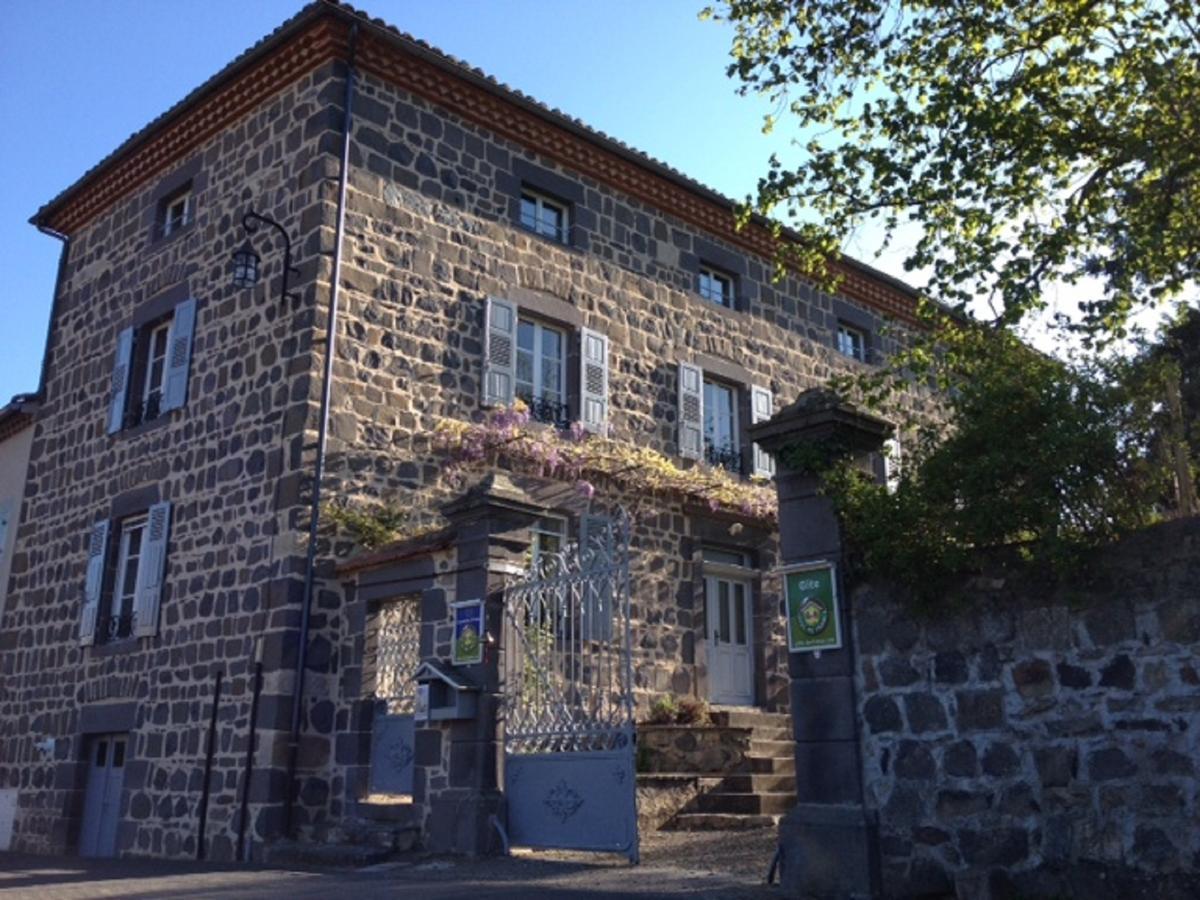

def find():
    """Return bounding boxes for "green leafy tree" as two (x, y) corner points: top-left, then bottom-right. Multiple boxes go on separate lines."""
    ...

(814, 324), (1169, 603)
(706, 0), (1200, 339)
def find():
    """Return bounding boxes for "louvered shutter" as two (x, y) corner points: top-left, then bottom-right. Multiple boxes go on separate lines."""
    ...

(677, 362), (704, 460)
(161, 298), (197, 413)
(482, 296), (517, 407)
(132, 502), (171, 638)
(750, 384), (775, 478)
(579, 514), (613, 641)
(107, 328), (134, 434)
(579, 328), (609, 434)
(80, 520), (110, 646)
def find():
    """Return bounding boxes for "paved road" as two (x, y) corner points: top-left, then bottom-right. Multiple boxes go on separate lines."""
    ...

(0, 830), (783, 899)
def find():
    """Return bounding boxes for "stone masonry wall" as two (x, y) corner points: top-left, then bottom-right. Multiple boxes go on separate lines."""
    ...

(852, 517), (1200, 898)
(308, 67), (934, 831)
(0, 60), (351, 859)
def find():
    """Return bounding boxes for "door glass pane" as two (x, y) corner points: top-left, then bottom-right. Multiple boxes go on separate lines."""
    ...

(112, 740), (125, 768)
(718, 580), (730, 642)
(734, 582), (747, 645)
(95, 740), (107, 767)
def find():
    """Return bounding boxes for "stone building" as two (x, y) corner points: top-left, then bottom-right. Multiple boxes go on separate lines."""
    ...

(0, 1), (923, 861)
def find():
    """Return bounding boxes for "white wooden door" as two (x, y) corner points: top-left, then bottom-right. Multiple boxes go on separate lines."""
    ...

(79, 734), (127, 857)
(705, 575), (754, 705)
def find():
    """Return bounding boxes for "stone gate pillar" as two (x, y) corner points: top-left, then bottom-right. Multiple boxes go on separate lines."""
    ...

(418, 473), (547, 855)
(749, 389), (892, 899)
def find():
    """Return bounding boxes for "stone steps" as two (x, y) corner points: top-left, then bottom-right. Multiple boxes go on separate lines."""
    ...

(640, 706), (797, 832)
(668, 812), (783, 831)
(693, 790), (796, 815)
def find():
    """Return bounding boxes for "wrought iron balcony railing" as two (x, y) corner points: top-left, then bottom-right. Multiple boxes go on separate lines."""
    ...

(122, 392), (162, 430)
(518, 392), (570, 428)
(96, 612), (135, 645)
(704, 440), (743, 474)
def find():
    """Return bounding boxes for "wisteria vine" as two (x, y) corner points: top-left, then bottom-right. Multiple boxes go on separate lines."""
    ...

(434, 401), (777, 522)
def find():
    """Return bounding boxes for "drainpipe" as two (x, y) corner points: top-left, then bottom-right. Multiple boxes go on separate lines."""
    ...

(197, 669), (223, 859)
(237, 640), (264, 860)
(282, 22), (358, 838)
(33, 224), (71, 401)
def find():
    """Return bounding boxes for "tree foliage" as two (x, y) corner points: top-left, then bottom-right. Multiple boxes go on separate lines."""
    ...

(705, 0), (1200, 339)
(809, 322), (1172, 604)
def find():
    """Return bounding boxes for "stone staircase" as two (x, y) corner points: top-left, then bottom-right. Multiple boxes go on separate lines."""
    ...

(637, 708), (796, 832)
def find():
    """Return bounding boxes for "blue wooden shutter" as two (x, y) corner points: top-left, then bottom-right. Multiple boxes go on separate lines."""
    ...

(677, 362), (704, 460)
(80, 520), (109, 646)
(750, 384), (775, 478)
(482, 296), (517, 407)
(132, 502), (171, 638)
(579, 327), (609, 434)
(107, 328), (134, 434)
(161, 298), (197, 413)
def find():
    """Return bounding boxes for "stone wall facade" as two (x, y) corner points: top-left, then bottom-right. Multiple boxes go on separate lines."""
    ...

(852, 517), (1200, 897)
(0, 59), (351, 859)
(2, 4), (931, 863)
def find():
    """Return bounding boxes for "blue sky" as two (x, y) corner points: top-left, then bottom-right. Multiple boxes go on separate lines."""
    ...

(0, 0), (911, 402)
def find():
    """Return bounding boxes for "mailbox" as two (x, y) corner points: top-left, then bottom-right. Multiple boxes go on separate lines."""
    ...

(413, 659), (479, 722)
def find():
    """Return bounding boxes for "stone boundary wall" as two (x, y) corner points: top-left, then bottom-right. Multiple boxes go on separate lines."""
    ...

(851, 517), (1200, 898)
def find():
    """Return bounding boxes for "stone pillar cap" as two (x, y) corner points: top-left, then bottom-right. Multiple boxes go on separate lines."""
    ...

(749, 388), (893, 456)
(440, 471), (550, 523)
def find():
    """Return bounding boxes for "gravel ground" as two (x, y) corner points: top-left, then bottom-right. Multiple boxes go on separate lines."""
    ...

(0, 830), (783, 899)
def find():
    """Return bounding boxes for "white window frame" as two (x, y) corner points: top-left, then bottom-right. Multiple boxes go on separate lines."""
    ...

(837, 323), (868, 362)
(698, 265), (735, 308)
(161, 189), (192, 237)
(531, 515), (567, 571)
(515, 318), (568, 415)
(703, 377), (740, 458)
(141, 319), (173, 411)
(112, 514), (148, 621)
(519, 189), (569, 244)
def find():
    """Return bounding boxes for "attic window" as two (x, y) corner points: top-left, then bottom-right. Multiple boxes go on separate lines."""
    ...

(159, 185), (193, 239)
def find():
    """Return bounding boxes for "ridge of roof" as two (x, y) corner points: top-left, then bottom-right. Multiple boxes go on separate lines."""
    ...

(30, 0), (918, 300)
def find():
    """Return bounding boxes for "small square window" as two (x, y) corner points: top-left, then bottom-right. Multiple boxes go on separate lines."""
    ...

(520, 189), (569, 244)
(837, 323), (868, 362)
(158, 186), (193, 239)
(698, 265), (735, 308)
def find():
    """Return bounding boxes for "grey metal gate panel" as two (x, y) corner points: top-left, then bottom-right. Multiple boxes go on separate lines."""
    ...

(368, 596), (420, 795)
(505, 743), (635, 854)
(369, 713), (415, 795)
(502, 510), (639, 862)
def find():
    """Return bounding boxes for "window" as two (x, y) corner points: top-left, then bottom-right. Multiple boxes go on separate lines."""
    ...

(837, 323), (868, 362)
(80, 502), (171, 647)
(698, 265), (735, 308)
(108, 298), (196, 434)
(516, 318), (568, 426)
(531, 516), (567, 573)
(703, 547), (751, 568)
(703, 379), (741, 472)
(100, 515), (147, 644)
(519, 189), (569, 244)
(158, 185), (193, 239)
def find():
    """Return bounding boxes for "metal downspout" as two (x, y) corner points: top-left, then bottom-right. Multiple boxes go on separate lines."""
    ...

(283, 22), (358, 838)
(33, 225), (71, 401)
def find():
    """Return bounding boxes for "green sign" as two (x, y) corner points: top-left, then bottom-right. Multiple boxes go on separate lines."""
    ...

(783, 562), (842, 653)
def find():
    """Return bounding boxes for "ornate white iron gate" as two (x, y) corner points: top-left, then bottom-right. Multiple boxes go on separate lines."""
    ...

(369, 596), (421, 795)
(502, 512), (639, 862)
